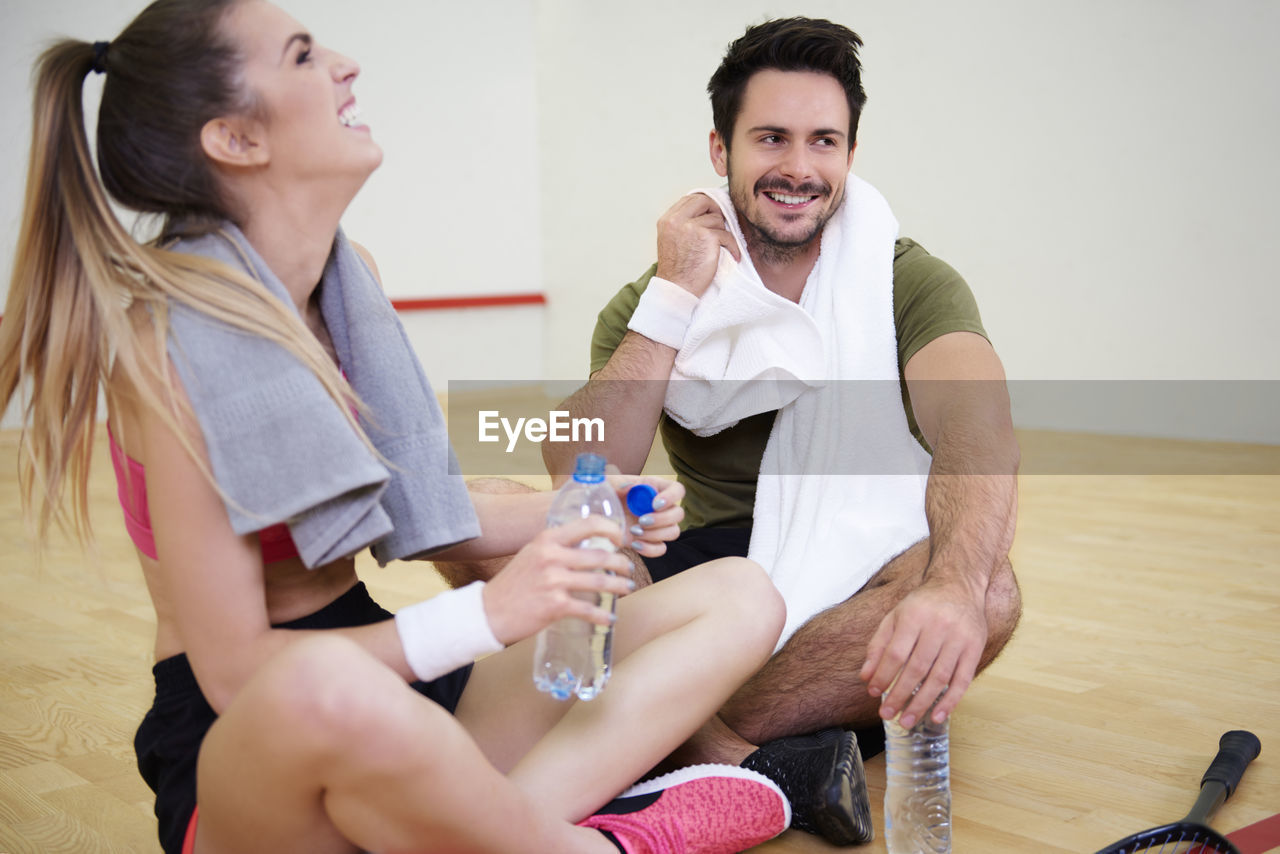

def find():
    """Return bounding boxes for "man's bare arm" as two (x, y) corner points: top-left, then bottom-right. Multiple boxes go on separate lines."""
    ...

(543, 331), (678, 484)
(544, 193), (740, 485)
(861, 331), (1020, 727)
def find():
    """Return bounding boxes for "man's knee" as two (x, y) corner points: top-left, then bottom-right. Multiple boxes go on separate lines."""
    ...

(433, 478), (538, 587)
(465, 477), (539, 497)
(983, 557), (1022, 659)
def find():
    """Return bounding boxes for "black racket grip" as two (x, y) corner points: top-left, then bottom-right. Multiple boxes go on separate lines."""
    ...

(1201, 730), (1261, 798)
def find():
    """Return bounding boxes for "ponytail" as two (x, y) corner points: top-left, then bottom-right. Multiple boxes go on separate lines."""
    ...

(0, 40), (113, 545)
(1, 32), (368, 549)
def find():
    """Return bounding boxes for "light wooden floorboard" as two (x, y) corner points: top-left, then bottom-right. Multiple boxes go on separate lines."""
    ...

(1, 426), (1277, 853)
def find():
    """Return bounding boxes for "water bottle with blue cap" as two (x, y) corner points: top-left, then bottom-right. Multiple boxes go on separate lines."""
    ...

(533, 453), (629, 700)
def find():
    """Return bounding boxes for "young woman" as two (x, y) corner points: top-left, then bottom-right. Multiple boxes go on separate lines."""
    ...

(0, 1), (790, 852)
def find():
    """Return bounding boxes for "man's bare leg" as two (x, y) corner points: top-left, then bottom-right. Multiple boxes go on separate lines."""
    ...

(716, 538), (1023, 746)
(431, 478), (530, 587)
(649, 541), (1021, 846)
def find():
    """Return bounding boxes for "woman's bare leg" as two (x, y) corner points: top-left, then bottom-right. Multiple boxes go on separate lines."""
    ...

(193, 634), (615, 854)
(455, 557), (784, 822)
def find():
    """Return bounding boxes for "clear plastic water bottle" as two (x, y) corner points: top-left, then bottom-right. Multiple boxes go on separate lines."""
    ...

(532, 453), (624, 701)
(883, 714), (952, 853)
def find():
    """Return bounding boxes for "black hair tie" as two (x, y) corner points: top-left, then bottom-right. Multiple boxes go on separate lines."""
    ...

(91, 41), (110, 75)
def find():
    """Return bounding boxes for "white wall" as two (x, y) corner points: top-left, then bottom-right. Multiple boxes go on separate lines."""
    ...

(0, 0), (546, 429)
(3, 1), (1277, 440)
(534, 0), (1280, 442)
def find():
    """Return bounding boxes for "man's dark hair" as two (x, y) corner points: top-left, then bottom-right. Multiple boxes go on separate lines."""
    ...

(707, 17), (867, 150)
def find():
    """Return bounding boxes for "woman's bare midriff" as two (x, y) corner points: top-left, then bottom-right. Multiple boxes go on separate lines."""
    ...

(142, 550), (361, 661)
(108, 390), (366, 663)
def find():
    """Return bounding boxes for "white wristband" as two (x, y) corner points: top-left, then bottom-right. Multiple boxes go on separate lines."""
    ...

(394, 581), (503, 682)
(627, 276), (700, 350)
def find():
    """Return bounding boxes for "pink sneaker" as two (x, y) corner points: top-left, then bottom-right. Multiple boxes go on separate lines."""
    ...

(578, 764), (791, 854)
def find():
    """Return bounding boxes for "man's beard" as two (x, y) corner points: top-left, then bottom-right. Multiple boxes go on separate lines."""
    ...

(729, 171), (842, 266)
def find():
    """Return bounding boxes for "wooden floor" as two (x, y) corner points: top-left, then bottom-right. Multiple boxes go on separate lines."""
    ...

(1, 425), (1277, 853)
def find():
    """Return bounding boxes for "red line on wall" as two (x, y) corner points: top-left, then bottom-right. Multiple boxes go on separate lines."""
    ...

(390, 293), (546, 311)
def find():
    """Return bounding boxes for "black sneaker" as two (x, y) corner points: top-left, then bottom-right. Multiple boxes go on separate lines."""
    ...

(740, 727), (873, 846)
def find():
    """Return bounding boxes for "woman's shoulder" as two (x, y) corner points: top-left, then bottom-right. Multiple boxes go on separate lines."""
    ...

(348, 240), (382, 286)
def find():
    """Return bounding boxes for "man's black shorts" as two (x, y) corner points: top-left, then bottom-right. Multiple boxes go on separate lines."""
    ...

(641, 525), (753, 582)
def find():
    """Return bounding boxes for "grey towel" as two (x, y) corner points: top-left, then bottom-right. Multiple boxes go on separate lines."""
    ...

(164, 223), (479, 568)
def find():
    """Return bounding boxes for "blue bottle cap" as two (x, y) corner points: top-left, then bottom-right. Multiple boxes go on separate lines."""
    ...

(626, 483), (658, 516)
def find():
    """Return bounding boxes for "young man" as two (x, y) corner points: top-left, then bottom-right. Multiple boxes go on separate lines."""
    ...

(542, 16), (1023, 846)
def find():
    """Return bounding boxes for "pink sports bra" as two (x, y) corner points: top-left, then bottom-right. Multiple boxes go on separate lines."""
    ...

(107, 428), (299, 563)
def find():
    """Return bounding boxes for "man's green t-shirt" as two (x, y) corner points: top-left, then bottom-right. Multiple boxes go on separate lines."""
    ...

(590, 238), (987, 530)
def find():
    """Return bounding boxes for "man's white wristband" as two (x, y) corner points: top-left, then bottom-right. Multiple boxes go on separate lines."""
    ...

(394, 581), (503, 682)
(626, 276), (699, 350)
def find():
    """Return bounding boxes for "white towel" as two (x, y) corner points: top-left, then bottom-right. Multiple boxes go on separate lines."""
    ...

(660, 175), (932, 649)
(658, 200), (824, 437)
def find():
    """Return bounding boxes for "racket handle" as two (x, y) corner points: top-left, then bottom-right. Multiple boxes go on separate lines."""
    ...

(1201, 730), (1261, 799)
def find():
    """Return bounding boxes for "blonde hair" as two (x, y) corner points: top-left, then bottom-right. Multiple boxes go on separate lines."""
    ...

(0, 9), (366, 548)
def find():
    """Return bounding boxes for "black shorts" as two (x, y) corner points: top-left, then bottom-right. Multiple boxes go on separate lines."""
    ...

(133, 581), (472, 854)
(641, 525), (753, 582)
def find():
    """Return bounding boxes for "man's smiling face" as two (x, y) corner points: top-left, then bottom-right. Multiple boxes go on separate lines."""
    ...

(711, 69), (856, 261)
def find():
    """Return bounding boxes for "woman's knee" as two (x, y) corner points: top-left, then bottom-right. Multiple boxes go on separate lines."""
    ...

(696, 557), (785, 657)
(246, 635), (422, 755)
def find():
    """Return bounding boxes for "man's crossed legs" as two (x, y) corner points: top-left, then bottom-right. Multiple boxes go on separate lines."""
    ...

(435, 480), (1022, 846)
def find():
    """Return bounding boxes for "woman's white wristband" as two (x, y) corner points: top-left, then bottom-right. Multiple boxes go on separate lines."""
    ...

(394, 581), (503, 682)
(627, 276), (699, 350)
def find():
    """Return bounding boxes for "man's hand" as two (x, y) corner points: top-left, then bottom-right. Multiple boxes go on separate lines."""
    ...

(656, 193), (741, 296)
(860, 575), (989, 728)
